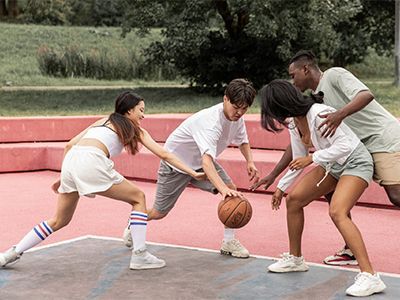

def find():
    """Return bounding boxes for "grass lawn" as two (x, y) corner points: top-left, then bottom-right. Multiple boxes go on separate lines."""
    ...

(1, 82), (399, 117)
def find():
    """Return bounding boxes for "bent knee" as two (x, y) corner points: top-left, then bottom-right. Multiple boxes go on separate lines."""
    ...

(129, 190), (146, 206)
(286, 193), (306, 210)
(329, 207), (348, 223)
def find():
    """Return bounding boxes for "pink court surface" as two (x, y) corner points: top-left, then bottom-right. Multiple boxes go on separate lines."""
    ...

(1, 115), (400, 299)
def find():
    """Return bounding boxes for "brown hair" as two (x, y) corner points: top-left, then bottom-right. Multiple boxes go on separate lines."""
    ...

(225, 78), (256, 107)
(109, 91), (143, 155)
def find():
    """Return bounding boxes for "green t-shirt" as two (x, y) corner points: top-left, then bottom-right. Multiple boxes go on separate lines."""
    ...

(316, 67), (400, 153)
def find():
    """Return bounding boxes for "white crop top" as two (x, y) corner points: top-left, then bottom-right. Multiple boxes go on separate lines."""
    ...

(82, 126), (124, 157)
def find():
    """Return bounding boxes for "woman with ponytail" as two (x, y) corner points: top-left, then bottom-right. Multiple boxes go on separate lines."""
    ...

(258, 80), (386, 297)
(0, 90), (205, 270)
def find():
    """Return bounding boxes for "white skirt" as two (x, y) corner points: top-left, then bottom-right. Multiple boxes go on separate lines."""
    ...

(58, 145), (124, 197)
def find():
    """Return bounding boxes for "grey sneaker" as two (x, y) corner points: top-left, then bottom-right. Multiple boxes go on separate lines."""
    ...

(220, 239), (250, 258)
(129, 248), (166, 270)
(268, 252), (309, 273)
(123, 226), (133, 248)
(0, 247), (22, 267)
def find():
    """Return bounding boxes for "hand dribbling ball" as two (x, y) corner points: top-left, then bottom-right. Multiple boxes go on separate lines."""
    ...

(218, 196), (252, 228)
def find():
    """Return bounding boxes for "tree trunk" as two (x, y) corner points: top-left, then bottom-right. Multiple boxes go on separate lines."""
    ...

(8, 0), (19, 18)
(0, 0), (7, 17)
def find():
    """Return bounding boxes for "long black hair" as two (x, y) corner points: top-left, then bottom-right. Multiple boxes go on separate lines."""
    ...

(259, 79), (323, 132)
(109, 90), (143, 155)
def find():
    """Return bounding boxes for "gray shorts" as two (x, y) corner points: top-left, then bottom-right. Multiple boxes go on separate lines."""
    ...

(154, 160), (232, 213)
(320, 142), (374, 185)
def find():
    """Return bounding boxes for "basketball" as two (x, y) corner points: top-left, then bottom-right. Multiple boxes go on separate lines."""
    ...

(218, 196), (252, 228)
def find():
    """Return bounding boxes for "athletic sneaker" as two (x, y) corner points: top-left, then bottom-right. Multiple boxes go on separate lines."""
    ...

(0, 246), (22, 267)
(268, 252), (309, 273)
(122, 226), (133, 248)
(346, 272), (386, 297)
(324, 247), (358, 266)
(220, 239), (250, 258)
(129, 248), (166, 270)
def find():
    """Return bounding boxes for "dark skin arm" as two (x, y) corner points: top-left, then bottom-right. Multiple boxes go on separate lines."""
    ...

(250, 144), (293, 191)
(318, 90), (374, 137)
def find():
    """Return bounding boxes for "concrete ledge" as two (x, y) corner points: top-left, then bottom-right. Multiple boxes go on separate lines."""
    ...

(0, 115), (290, 150)
(0, 142), (391, 207)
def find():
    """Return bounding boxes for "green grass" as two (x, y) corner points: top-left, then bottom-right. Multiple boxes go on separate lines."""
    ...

(0, 88), (251, 116)
(0, 23), (172, 86)
(1, 83), (398, 117)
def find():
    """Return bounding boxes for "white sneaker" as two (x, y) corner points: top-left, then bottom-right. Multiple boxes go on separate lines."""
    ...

(268, 252), (309, 273)
(123, 226), (133, 248)
(346, 272), (386, 297)
(324, 247), (358, 266)
(129, 248), (166, 270)
(0, 246), (22, 267)
(220, 239), (250, 258)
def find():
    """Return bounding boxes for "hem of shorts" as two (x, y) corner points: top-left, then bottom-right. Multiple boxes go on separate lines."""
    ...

(59, 178), (124, 196)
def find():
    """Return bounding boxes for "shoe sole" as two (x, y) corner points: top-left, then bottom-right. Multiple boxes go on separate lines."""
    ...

(268, 266), (309, 273)
(346, 283), (386, 297)
(0, 258), (20, 268)
(220, 249), (249, 258)
(324, 260), (358, 266)
(130, 262), (166, 270)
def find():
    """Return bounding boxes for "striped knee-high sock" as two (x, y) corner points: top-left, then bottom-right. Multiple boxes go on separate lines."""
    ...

(15, 221), (53, 254)
(130, 211), (147, 251)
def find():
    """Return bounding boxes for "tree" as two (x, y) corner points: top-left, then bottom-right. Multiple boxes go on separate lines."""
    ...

(122, 0), (393, 90)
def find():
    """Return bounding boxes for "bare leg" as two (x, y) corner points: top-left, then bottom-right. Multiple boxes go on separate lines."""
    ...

(47, 192), (80, 231)
(329, 176), (374, 274)
(286, 166), (337, 257)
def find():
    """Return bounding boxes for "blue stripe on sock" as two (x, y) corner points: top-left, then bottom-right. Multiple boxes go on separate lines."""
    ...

(130, 212), (148, 218)
(130, 222), (147, 226)
(42, 222), (53, 234)
(34, 228), (45, 240)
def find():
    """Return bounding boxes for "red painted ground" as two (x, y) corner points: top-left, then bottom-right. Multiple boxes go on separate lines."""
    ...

(1, 171), (399, 275)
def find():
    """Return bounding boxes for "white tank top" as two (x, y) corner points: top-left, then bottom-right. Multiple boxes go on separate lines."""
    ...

(82, 126), (124, 157)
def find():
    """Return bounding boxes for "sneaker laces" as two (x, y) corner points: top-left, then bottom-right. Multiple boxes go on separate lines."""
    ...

(229, 239), (243, 248)
(353, 272), (373, 286)
(280, 252), (293, 261)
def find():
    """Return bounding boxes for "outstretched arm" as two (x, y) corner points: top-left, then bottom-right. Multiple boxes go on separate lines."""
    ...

(202, 154), (242, 199)
(250, 144), (292, 191)
(140, 128), (205, 180)
(238, 143), (260, 184)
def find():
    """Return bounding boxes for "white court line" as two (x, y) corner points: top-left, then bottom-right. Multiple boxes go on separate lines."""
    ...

(27, 234), (400, 279)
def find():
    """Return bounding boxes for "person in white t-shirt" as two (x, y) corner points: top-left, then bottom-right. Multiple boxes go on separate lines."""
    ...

(0, 91), (205, 270)
(123, 78), (260, 258)
(259, 80), (386, 297)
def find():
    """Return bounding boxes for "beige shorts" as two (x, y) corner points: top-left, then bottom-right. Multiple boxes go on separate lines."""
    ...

(372, 152), (400, 185)
(58, 146), (124, 197)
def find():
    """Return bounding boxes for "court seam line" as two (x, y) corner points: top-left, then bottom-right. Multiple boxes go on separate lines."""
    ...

(26, 234), (400, 279)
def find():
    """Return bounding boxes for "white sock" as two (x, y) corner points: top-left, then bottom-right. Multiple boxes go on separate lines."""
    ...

(15, 221), (53, 254)
(223, 228), (235, 242)
(130, 211), (147, 251)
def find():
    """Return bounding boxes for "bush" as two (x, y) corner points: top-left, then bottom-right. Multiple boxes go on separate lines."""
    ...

(37, 45), (179, 81)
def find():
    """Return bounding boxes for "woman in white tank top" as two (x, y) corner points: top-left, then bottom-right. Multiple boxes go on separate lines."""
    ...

(0, 91), (205, 270)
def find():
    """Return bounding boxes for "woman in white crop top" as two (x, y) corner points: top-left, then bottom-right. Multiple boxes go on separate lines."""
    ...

(257, 80), (385, 296)
(0, 91), (205, 271)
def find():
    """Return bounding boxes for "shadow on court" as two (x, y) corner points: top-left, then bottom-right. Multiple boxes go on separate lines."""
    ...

(0, 237), (399, 300)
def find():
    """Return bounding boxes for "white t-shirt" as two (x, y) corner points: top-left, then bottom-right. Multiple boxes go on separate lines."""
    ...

(277, 103), (361, 192)
(164, 103), (249, 172)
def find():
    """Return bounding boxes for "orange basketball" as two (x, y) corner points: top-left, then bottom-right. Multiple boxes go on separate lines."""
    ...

(218, 196), (252, 228)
